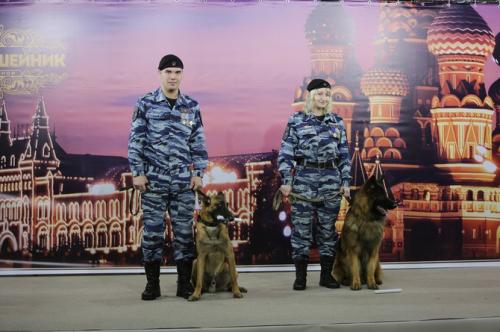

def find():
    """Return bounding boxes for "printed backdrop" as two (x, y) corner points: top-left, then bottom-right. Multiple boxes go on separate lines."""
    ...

(0, 1), (499, 268)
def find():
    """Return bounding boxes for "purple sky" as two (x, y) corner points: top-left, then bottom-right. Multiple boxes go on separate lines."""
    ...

(3, 2), (499, 158)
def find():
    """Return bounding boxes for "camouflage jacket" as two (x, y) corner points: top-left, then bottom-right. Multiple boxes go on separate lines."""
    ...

(278, 111), (351, 187)
(128, 88), (208, 177)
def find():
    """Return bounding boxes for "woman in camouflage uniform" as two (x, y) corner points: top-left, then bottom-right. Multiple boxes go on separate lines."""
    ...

(278, 79), (351, 291)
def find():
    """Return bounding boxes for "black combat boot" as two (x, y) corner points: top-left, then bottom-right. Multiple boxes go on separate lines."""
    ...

(293, 259), (308, 291)
(176, 259), (194, 299)
(141, 261), (161, 300)
(319, 255), (340, 288)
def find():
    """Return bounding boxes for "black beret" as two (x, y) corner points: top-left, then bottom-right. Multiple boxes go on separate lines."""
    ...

(158, 54), (184, 70)
(307, 79), (331, 92)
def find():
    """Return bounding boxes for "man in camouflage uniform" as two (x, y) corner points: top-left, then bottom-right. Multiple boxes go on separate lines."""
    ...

(278, 79), (351, 291)
(128, 54), (208, 300)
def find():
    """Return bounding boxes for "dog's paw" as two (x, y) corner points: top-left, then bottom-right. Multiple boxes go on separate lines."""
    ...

(367, 282), (379, 290)
(376, 279), (383, 285)
(350, 281), (362, 291)
(239, 286), (248, 293)
(188, 294), (201, 301)
(233, 291), (244, 299)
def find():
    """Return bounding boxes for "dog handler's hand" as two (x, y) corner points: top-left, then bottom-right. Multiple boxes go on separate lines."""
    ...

(133, 175), (148, 193)
(191, 176), (203, 191)
(280, 185), (292, 197)
(340, 186), (350, 200)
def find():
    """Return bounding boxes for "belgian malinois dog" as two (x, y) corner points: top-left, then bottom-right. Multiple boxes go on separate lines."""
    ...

(332, 175), (397, 290)
(189, 192), (247, 301)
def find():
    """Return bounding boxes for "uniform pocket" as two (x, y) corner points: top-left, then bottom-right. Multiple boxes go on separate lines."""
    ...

(297, 126), (317, 150)
(297, 126), (316, 137)
(145, 111), (169, 143)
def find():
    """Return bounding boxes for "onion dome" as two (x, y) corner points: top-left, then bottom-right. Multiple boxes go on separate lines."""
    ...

(360, 67), (409, 97)
(377, 4), (437, 40)
(427, 5), (494, 57)
(305, 3), (353, 46)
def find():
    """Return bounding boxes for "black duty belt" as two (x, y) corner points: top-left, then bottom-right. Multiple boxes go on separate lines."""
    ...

(272, 190), (342, 210)
(295, 158), (337, 170)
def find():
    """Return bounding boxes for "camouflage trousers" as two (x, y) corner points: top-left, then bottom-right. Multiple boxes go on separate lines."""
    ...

(290, 167), (341, 260)
(141, 165), (195, 263)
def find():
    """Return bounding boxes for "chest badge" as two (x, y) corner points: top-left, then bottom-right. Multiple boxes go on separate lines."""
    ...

(331, 127), (340, 139)
(179, 107), (194, 127)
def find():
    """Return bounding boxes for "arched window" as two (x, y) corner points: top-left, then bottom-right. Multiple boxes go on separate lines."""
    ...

(39, 234), (48, 249)
(42, 143), (51, 158)
(58, 233), (67, 248)
(84, 233), (93, 248)
(98, 232), (107, 247)
(111, 231), (120, 247)
(71, 233), (80, 248)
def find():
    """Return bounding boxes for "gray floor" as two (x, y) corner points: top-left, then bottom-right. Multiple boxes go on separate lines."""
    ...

(1, 267), (500, 332)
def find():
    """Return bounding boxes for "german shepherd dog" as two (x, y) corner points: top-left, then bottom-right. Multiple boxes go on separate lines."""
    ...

(189, 192), (247, 301)
(332, 175), (397, 290)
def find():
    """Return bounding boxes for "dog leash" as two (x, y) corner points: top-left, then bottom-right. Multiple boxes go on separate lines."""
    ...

(272, 190), (343, 211)
(123, 186), (247, 222)
(119, 186), (141, 216)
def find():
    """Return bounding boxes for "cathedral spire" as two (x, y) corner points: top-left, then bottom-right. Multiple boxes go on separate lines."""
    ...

(370, 154), (395, 201)
(350, 131), (367, 188)
(21, 96), (59, 175)
(0, 94), (12, 147)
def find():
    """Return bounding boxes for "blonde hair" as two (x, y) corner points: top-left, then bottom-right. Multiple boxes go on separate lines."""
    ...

(303, 88), (333, 115)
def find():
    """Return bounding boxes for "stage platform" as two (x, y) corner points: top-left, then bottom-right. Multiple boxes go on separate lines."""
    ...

(1, 262), (499, 332)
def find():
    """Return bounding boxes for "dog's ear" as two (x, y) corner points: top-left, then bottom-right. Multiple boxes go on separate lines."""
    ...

(196, 190), (212, 206)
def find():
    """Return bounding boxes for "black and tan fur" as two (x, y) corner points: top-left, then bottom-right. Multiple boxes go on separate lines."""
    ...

(189, 192), (247, 301)
(332, 176), (397, 290)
